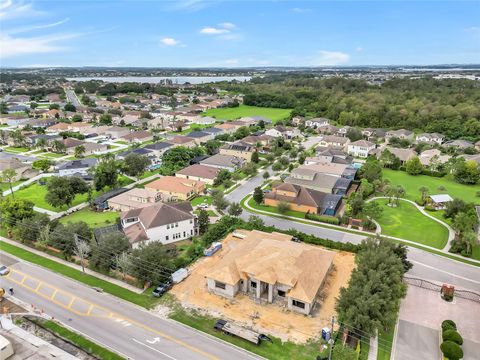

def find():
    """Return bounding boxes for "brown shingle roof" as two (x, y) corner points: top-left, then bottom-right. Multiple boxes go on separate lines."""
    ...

(176, 164), (220, 180)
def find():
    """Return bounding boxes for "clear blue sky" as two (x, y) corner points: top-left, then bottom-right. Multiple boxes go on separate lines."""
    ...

(1, 0), (479, 67)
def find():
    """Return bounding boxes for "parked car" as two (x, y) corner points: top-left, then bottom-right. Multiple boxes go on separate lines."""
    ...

(197, 203), (209, 210)
(0, 265), (10, 276)
(152, 280), (172, 297)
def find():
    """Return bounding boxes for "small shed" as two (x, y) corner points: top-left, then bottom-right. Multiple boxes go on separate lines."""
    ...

(428, 194), (453, 209)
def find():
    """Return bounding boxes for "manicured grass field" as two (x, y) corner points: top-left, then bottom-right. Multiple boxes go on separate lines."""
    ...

(39, 152), (66, 158)
(4, 146), (29, 153)
(34, 319), (125, 360)
(191, 196), (212, 206)
(59, 209), (119, 228)
(0, 180), (24, 192)
(373, 199), (448, 249)
(0, 240), (157, 308)
(377, 324), (395, 360)
(203, 105), (292, 123)
(383, 169), (480, 204)
(13, 183), (95, 211)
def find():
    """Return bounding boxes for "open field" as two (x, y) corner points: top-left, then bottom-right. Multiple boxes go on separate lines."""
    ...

(383, 169), (480, 204)
(373, 199), (448, 249)
(203, 105), (292, 123)
(13, 183), (96, 211)
(169, 233), (355, 343)
(59, 209), (119, 228)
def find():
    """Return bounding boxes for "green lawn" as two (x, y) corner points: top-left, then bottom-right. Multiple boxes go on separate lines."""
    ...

(13, 183), (96, 211)
(161, 295), (322, 360)
(33, 319), (124, 360)
(203, 105), (292, 123)
(372, 199), (448, 249)
(383, 169), (480, 204)
(191, 196), (212, 206)
(59, 209), (119, 228)
(0, 240), (158, 308)
(4, 146), (29, 153)
(0, 180), (24, 191)
(39, 152), (66, 158)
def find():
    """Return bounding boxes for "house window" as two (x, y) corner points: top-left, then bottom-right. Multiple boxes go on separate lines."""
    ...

(215, 281), (226, 290)
(292, 300), (305, 309)
(183, 231), (186, 237)
(250, 281), (257, 289)
(175, 222), (179, 228)
(277, 290), (286, 297)
(167, 224), (170, 229)
(165, 235), (169, 241)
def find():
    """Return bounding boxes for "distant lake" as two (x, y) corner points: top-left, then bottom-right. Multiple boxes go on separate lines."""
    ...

(66, 76), (252, 84)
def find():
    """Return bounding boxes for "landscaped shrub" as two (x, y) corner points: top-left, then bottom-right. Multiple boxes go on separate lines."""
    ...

(305, 213), (340, 225)
(424, 205), (437, 211)
(414, 198), (425, 206)
(441, 320), (457, 331)
(442, 330), (463, 345)
(440, 341), (463, 360)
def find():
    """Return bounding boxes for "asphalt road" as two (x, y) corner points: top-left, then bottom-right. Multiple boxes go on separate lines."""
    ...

(0, 253), (262, 360)
(65, 88), (81, 108)
(226, 167), (480, 292)
(393, 320), (440, 360)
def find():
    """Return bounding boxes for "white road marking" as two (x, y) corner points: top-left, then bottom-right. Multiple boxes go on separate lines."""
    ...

(132, 338), (177, 360)
(411, 260), (480, 284)
(146, 337), (161, 344)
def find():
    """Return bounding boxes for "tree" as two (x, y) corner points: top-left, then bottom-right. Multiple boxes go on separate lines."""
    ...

(234, 126), (250, 140)
(0, 197), (35, 228)
(99, 113), (113, 125)
(45, 176), (89, 208)
(346, 127), (363, 142)
(332, 344), (358, 360)
(243, 163), (257, 176)
(454, 159), (480, 185)
(1, 168), (18, 198)
(214, 169), (232, 186)
(405, 156), (423, 175)
(48, 222), (91, 257)
(32, 159), (53, 172)
(205, 139), (222, 155)
(253, 187), (264, 204)
(64, 103), (76, 112)
(362, 201), (383, 220)
(74, 236), (91, 272)
(123, 153), (151, 178)
(36, 137), (48, 150)
(13, 213), (50, 243)
(277, 201), (291, 214)
(74, 145), (86, 158)
(89, 232), (130, 272)
(51, 139), (66, 153)
(419, 186), (429, 203)
(198, 209), (210, 235)
(212, 190), (229, 211)
(263, 171), (270, 180)
(49, 103), (60, 110)
(248, 215), (264, 228)
(93, 154), (119, 191)
(116, 252), (133, 280)
(359, 159), (383, 183)
(130, 242), (172, 285)
(336, 237), (407, 335)
(251, 151), (259, 163)
(228, 202), (243, 217)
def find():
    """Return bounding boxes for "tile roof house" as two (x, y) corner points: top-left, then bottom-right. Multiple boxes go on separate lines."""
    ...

(214, 123), (238, 134)
(186, 131), (214, 145)
(298, 162), (357, 179)
(166, 136), (197, 148)
(144, 141), (174, 158)
(175, 164), (220, 185)
(419, 149), (451, 168)
(385, 129), (414, 141)
(199, 154), (245, 172)
(416, 133), (444, 145)
(317, 135), (350, 150)
(202, 127), (224, 136)
(317, 124), (339, 135)
(108, 188), (162, 211)
(57, 158), (98, 177)
(443, 139), (474, 150)
(219, 141), (256, 162)
(375, 147), (417, 164)
(305, 117), (330, 128)
(121, 202), (197, 247)
(265, 125), (301, 139)
(104, 126), (131, 139)
(62, 138), (108, 155)
(206, 229), (335, 315)
(347, 139), (376, 158)
(265, 182), (342, 216)
(120, 130), (153, 144)
(285, 168), (352, 195)
(314, 148), (353, 164)
(145, 176), (205, 201)
(0, 158), (37, 181)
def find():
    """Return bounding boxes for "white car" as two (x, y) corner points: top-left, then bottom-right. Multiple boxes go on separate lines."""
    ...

(197, 203), (209, 210)
(0, 265), (10, 276)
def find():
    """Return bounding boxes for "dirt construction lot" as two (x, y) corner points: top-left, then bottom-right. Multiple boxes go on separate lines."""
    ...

(170, 237), (355, 343)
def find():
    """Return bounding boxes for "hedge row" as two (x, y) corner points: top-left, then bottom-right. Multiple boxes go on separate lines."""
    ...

(305, 213), (340, 225)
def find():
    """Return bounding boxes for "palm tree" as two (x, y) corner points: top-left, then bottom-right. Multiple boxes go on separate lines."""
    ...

(74, 145), (86, 158)
(36, 137), (48, 150)
(1, 168), (17, 198)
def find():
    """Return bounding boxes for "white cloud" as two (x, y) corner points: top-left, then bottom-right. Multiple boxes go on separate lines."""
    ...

(9, 17), (70, 34)
(218, 22), (235, 29)
(0, 33), (78, 58)
(200, 26), (229, 35)
(160, 37), (182, 46)
(0, 0), (44, 20)
(314, 50), (350, 66)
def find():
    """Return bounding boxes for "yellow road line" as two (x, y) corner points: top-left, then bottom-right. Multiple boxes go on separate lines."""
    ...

(67, 297), (76, 309)
(86, 304), (93, 316)
(7, 269), (218, 360)
(20, 275), (27, 284)
(35, 282), (43, 291)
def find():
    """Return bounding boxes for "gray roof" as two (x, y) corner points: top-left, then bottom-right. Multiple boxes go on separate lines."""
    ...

(58, 158), (98, 171)
(200, 154), (243, 168)
(187, 131), (210, 138)
(144, 141), (174, 151)
(203, 127), (223, 134)
(121, 202), (194, 229)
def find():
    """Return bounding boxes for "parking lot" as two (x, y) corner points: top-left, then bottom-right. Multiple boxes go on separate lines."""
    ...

(393, 285), (480, 360)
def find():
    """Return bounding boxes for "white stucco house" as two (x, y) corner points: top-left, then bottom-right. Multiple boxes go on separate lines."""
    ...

(347, 140), (376, 158)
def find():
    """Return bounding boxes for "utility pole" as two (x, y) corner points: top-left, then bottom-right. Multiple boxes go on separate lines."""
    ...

(328, 316), (335, 360)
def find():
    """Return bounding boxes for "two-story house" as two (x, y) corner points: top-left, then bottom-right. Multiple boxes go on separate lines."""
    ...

(347, 139), (376, 158)
(219, 141), (256, 162)
(145, 176), (205, 201)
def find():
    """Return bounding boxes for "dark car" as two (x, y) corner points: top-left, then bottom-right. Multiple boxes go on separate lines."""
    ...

(152, 281), (173, 297)
(213, 319), (227, 331)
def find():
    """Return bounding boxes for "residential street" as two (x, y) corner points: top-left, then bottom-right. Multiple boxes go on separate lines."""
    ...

(226, 168), (480, 292)
(0, 253), (262, 360)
